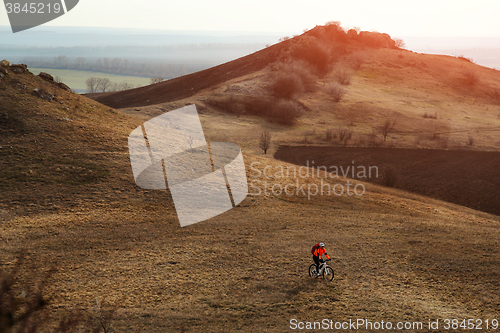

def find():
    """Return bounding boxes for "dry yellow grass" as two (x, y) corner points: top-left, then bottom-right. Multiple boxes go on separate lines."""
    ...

(2, 47), (500, 331)
(2, 153), (499, 332)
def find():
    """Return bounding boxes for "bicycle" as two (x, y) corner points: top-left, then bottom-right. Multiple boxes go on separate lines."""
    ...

(309, 259), (334, 281)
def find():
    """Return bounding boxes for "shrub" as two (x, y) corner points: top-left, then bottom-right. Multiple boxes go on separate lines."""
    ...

(324, 82), (346, 102)
(226, 95), (245, 117)
(423, 112), (438, 119)
(325, 129), (336, 141)
(463, 70), (479, 86)
(468, 134), (474, 146)
(291, 40), (332, 76)
(429, 132), (440, 141)
(273, 60), (318, 92)
(269, 72), (304, 99)
(334, 67), (352, 85)
(382, 166), (399, 188)
(0, 253), (100, 332)
(150, 77), (163, 84)
(337, 128), (353, 145)
(342, 130), (353, 145)
(271, 99), (303, 125)
(206, 95), (304, 125)
(457, 55), (474, 63)
(350, 52), (366, 70)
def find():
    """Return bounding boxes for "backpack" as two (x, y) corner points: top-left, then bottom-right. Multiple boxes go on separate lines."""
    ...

(311, 243), (320, 255)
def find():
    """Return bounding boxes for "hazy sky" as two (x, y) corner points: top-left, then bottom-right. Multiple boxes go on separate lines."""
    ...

(1, 0), (500, 37)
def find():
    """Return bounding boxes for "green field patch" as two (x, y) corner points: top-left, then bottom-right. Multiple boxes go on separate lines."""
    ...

(29, 68), (152, 92)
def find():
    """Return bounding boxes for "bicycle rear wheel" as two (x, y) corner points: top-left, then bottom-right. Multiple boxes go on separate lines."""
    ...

(323, 267), (334, 281)
(308, 264), (318, 278)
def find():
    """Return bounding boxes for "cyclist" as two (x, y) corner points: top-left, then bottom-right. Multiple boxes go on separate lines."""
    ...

(312, 242), (330, 276)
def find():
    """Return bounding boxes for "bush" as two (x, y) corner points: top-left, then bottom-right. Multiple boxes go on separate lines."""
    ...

(423, 112), (438, 119)
(350, 52), (366, 70)
(205, 95), (304, 125)
(271, 99), (303, 125)
(468, 134), (474, 146)
(291, 40), (332, 76)
(463, 70), (479, 86)
(382, 166), (399, 188)
(334, 67), (352, 85)
(457, 55), (474, 63)
(337, 128), (353, 145)
(273, 60), (318, 92)
(325, 129), (336, 141)
(269, 72), (304, 99)
(324, 82), (346, 102)
(0, 253), (100, 332)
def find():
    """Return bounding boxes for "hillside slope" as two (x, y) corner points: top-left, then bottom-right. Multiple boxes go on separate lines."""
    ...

(84, 26), (500, 219)
(86, 40), (286, 108)
(0, 62), (142, 214)
(1, 60), (500, 332)
(87, 24), (400, 109)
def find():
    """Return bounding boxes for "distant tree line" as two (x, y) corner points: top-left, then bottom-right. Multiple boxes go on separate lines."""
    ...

(85, 77), (136, 93)
(22, 56), (191, 78)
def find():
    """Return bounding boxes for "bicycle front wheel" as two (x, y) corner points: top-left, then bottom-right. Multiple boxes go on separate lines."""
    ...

(308, 264), (317, 278)
(323, 267), (334, 281)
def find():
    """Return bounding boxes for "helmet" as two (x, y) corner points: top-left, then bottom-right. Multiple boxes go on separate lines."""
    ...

(319, 243), (325, 247)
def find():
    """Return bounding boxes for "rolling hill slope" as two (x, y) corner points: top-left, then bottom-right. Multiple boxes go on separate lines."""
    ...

(86, 40), (286, 108)
(1, 23), (500, 332)
(86, 23), (500, 220)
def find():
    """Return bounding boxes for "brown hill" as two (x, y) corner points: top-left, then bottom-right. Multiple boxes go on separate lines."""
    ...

(87, 24), (400, 109)
(0, 62), (142, 214)
(86, 23), (500, 219)
(86, 40), (286, 108)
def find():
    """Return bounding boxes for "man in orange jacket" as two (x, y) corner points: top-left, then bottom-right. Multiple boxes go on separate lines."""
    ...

(313, 242), (330, 276)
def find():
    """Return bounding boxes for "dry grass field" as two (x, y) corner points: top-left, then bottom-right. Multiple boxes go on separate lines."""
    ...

(2, 24), (500, 332)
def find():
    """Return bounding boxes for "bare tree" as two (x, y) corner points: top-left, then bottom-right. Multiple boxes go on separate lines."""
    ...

(109, 82), (118, 92)
(76, 57), (87, 69)
(378, 119), (397, 141)
(53, 55), (69, 68)
(150, 77), (164, 84)
(117, 82), (132, 91)
(97, 78), (112, 92)
(85, 77), (99, 93)
(394, 38), (406, 49)
(259, 130), (272, 154)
